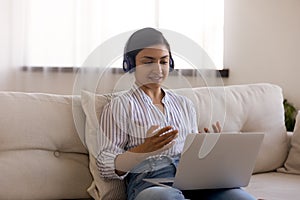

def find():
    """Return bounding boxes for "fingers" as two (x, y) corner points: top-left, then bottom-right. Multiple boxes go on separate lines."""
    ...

(204, 127), (210, 133)
(154, 126), (174, 137)
(212, 124), (218, 133)
(145, 125), (178, 151)
(216, 121), (222, 132)
(146, 125), (160, 137)
(203, 121), (222, 133)
(146, 125), (173, 137)
(152, 128), (178, 148)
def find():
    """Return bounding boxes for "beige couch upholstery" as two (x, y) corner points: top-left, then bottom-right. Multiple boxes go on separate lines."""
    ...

(0, 83), (299, 200)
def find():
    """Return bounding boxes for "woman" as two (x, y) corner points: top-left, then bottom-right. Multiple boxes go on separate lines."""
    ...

(98, 27), (255, 200)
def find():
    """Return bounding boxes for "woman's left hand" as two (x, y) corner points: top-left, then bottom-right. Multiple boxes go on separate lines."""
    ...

(201, 121), (222, 133)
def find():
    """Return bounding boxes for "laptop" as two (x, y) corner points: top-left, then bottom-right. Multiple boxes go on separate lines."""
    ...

(143, 132), (264, 190)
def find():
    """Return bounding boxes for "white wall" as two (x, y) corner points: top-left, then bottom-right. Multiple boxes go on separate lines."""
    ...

(1, 0), (300, 108)
(224, 0), (300, 108)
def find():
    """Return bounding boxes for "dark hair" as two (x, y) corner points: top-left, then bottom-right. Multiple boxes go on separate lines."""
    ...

(123, 27), (174, 72)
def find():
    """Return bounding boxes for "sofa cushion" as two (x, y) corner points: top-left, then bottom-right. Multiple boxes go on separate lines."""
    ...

(278, 110), (300, 174)
(0, 92), (92, 199)
(245, 172), (300, 200)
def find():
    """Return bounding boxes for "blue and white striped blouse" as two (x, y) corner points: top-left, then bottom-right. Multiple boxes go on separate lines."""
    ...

(97, 84), (198, 179)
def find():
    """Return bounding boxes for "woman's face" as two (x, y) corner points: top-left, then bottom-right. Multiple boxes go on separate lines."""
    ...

(134, 44), (170, 89)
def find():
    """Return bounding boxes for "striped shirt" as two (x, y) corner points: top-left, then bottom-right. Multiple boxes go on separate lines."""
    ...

(97, 84), (198, 179)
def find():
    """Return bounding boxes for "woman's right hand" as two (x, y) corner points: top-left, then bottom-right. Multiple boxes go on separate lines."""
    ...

(129, 125), (178, 154)
(115, 125), (178, 175)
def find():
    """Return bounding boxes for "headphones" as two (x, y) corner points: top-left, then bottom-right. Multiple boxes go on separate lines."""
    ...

(123, 28), (175, 73)
(123, 52), (175, 73)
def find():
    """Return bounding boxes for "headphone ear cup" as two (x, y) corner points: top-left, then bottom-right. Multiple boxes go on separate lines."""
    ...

(123, 56), (135, 72)
(123, 59), (130, 72)
(169, 57), (174, 71)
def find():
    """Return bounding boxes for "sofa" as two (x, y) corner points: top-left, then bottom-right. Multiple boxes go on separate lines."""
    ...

(1, 83), (300, 200)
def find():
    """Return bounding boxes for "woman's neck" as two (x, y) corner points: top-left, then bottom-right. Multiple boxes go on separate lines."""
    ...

(138, 84), (164, 104)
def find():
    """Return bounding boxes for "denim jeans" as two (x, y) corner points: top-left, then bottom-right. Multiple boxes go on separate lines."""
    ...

(125, 155), (256, 200)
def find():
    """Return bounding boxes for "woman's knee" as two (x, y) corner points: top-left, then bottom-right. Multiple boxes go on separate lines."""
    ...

(135, 186), (185, 200)
(210, 188), (256, 200)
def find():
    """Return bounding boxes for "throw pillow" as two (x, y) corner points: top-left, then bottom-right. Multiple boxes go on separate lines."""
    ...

(277, 110), (300, 174)
(81, 90), (126, 200)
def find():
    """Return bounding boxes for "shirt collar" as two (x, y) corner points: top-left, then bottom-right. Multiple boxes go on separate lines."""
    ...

(130, 83), (169, 104)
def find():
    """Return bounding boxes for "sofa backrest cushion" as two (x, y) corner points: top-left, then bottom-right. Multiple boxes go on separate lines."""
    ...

(0, 92), (92, 199)
(176, 83), (288, 173)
